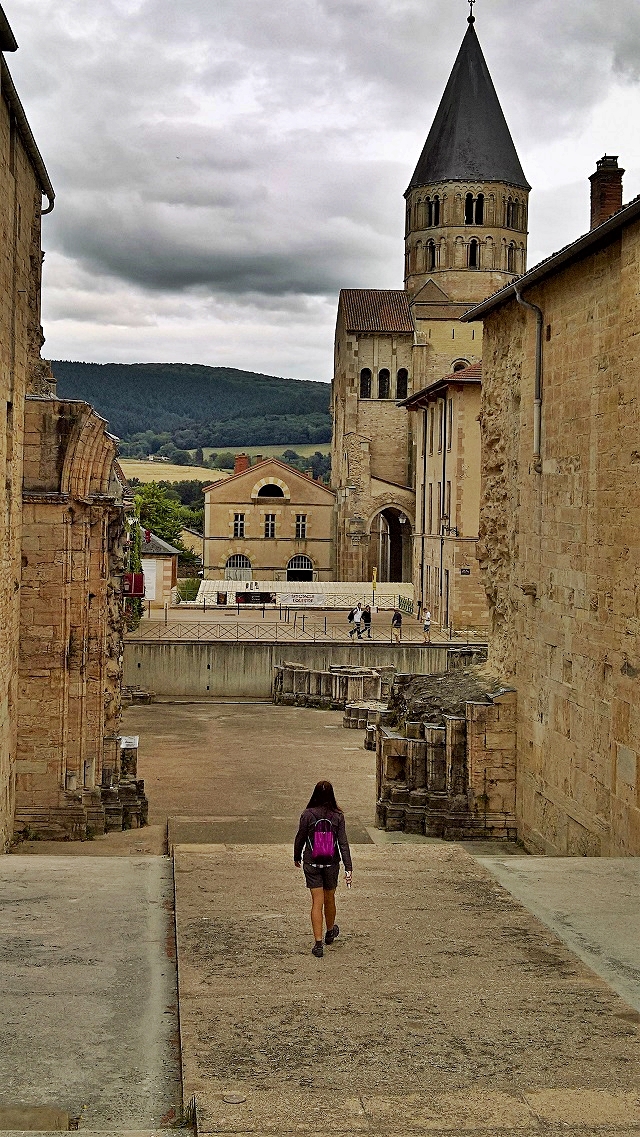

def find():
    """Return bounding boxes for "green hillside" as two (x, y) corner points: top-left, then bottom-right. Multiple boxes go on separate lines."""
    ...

(50, 362), (332, 450)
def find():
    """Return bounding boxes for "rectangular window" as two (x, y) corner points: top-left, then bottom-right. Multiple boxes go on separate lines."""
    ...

(264, 514), (276, 539)
(233, 513), (245, 538)
(447, 396), (453, 449)
(428, 407), (434, 455)
(295, 514), (307, 539)
(437, 482), (441, 530)
(428, 483), (433, 534)
(425, 564), (432, 603)
(446, 481), (452, 526)
(437, 402), (444, 452)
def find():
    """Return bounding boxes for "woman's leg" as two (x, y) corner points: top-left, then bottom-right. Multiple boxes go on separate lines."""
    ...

(323, 888), (336, 931)
(310, 887), (325, 940)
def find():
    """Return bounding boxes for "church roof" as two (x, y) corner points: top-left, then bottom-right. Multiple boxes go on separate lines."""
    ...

(0, 5), (18, 51)
(339, 289), (414, 334)
(407, 19), (529, 193)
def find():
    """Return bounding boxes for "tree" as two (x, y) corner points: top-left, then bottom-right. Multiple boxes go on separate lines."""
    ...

(134, 482), (188, 547)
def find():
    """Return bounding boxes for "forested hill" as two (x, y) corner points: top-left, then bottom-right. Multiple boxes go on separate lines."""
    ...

(50, 361), (332, 448)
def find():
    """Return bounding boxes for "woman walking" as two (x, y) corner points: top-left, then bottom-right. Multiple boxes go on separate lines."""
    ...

(294, 780), (352, 957)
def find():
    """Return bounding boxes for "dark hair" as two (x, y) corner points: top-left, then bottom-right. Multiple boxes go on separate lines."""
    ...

(307, 780), (341, 812)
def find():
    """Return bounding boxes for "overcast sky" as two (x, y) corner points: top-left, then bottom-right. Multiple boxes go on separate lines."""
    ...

(7, 0), (640, 381)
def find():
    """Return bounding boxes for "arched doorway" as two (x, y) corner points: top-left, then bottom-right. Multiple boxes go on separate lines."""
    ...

(369, 508), (412, 583)
(287, 554), (314, 582)
(225, 554), (252, 581)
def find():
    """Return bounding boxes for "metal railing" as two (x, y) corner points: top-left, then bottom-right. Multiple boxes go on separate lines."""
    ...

(126, 619), (438, 645)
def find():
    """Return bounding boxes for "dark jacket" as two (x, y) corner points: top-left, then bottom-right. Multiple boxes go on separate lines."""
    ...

(361, 609), (371, 626)
(294, 806), (353, 871)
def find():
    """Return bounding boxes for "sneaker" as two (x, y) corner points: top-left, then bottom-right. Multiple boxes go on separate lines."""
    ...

(312, 940), (324, 958)
(325, 924), (340, 946)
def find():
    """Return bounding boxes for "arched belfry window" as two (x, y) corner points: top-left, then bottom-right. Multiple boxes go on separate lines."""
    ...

(427, 196), (440, 227)
(507, 243), (517, 272)
(396, 368), (408, 400)
(468, 239), (480, 268)
(474, 193), (484, 224)
(426, 239), (436, 271)
(378, 369), (390, 399)
(465, 193), (475, 224)
(360, 368), (372, 399)
(506, 199), (521, 229)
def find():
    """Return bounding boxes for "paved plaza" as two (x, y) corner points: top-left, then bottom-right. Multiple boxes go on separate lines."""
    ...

(4, 702), (640, 1136)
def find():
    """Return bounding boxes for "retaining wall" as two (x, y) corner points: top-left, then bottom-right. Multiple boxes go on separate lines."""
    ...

(123, 641), (451, 698)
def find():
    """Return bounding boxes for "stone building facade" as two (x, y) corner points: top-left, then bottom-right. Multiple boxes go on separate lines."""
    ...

(204, 457), (335, 582)
(401, 363), (489, 632)
(0, 7), (138, 845)
(332, 15), (529, 595)
(0, 10), (55, 848)
(463, 158), (640, 856)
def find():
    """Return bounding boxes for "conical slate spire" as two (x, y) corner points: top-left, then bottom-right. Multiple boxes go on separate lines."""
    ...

(408, 20), (530, 192)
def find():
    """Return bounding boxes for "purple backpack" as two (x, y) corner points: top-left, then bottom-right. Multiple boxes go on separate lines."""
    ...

(310, 817), (336, 864)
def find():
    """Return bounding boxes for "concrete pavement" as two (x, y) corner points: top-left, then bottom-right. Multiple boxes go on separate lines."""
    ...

(478, 856), (640, 1014)
(173, 842), (640, 1136)
(0, 857), (181, 1129)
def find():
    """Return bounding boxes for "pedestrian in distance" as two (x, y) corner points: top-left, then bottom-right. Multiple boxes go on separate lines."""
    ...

(391, 608), (402, 642)
(294, 780), (353, 958)
(423, 609), (431, 643)
(348, 602), (363, 638)
(362, 605), (372, 639)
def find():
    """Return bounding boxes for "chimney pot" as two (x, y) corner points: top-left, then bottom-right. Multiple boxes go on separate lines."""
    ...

(589, 155), (624, 229)
(234, 453), (250, 474)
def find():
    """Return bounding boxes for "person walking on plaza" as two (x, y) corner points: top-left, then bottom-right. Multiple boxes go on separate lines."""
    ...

(362, 605), (372, 638)
(423, 609), (431, 643)
(294, 780), (353, 958)
(391, 608), (402, 643)
(348, 602), (363, 638)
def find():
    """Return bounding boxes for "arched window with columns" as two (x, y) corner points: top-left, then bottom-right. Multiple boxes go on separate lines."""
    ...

(468, 238), (480, 268)
(359, 368), (372, 399)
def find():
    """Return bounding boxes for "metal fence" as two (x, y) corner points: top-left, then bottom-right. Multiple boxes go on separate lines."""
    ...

(127, 619), (432, 644)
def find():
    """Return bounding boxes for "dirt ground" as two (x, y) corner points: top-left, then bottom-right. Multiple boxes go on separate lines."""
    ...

(12, 702), (514, 858)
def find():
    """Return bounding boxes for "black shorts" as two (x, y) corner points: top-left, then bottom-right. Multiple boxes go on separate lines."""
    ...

(303, 862), (340, 890)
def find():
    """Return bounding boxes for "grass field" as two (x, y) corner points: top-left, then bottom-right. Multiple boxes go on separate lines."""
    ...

(201, 443), (330, 460)
(119, 460), (230, 484)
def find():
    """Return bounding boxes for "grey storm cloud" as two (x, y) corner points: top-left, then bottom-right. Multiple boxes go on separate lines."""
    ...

(6, 0), (640, 373)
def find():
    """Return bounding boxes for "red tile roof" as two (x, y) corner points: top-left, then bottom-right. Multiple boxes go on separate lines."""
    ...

(400, 362), (482, 408)
(340, 289), (414, 334)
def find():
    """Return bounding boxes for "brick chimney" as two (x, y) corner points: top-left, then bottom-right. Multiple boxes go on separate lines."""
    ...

(589, 155), (624, 229)
(234, 453), (250, 474)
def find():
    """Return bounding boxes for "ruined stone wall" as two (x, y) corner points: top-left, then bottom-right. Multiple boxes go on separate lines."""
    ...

(480, 227), (640, 855)
(0, 74), (50, 850)
(16, 399), (129, 837)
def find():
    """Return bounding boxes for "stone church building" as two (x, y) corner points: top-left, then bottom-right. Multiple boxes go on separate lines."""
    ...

(1, 7), (141, 848)
(331, 14), (529, 612)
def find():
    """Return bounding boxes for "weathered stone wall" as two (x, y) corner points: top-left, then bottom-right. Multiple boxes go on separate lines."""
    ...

(16, 399), (132, 838)
(479, 225), (640, 855)
(0, 64), (51, 850)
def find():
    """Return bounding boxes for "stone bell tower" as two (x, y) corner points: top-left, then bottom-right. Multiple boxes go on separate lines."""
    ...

(404, 12), (530, 305)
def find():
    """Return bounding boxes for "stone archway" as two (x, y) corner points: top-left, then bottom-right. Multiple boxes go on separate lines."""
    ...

(368, 507), (412, 583)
